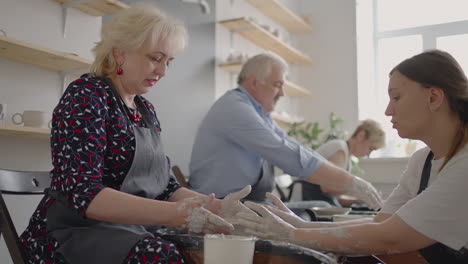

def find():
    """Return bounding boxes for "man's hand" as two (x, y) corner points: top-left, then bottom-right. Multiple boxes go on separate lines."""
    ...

(345, 176), (383, 210)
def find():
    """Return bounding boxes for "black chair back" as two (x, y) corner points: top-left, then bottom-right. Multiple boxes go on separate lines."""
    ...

(0, 169), (50, 264)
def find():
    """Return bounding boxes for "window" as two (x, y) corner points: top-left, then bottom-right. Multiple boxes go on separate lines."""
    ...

(356, 0), (468, 157)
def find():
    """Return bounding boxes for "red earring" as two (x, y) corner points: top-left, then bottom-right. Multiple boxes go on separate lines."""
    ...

(116, 64), (124, 75)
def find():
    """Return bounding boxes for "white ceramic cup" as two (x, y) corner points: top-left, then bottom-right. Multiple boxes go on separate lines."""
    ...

(12, 110), (51, 128)
(0, 103), (6, 126)
(204, 235), (255, 264)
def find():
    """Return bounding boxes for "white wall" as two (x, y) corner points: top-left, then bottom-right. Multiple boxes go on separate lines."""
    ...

(296, 0), (359, 133)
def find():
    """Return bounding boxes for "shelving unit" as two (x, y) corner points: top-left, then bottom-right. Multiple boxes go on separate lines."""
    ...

(56, 0), (129, 16)
(219, 62), (312, 96)
(0, 126), (50, 140)
(270, 112), (303, 128)
(246, 0), (312, 33)
(0, 35), (92, 72)
(219, 17), (313, 64)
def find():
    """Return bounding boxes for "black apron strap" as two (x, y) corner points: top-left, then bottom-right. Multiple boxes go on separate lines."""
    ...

(417, 151), (433, 194)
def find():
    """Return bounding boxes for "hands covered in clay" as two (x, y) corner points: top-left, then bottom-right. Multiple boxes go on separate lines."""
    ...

(263, 193), (310, 228)
(344, 176), (383, 210)
(237, 201), (296, 242)
(176, 194), (234, 234)
(219, 185), (257, 223)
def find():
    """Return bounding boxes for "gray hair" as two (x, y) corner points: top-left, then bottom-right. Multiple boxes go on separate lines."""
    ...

(237, 52), (288, 85)
(90, 3), (188, 77)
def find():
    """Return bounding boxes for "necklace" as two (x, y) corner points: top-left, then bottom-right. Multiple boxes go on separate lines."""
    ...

(120, 97), (142, 123)
(130, 112), (142, 122)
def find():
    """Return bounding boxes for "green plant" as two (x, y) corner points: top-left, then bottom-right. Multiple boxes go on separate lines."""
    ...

(287, 121), (324, 149)
(287, 113), (345, 149)
(287, 113), (365, 177)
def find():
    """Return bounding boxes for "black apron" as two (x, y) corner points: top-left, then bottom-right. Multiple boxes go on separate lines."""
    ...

(245, 159), (276, 201)
(417, 151), (468, 263)
(46, 78), (171, 264)
(301, 182), (341, 207)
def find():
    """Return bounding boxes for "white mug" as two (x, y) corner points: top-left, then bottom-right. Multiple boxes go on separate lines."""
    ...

(0, 103), (6, 126)
(204, 235), (255, 264)
(12, 110), (51, 128)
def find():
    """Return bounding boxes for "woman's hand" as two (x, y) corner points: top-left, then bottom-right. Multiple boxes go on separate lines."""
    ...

(345, 176), (383, 210)
(219, 185), (256, 223)
(237, 201), (296, 242)
(176, 194), (234, 234)
(264, 192), (308, 228)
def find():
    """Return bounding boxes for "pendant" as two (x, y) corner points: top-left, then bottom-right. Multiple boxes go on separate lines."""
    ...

(130, 113), (142, 122)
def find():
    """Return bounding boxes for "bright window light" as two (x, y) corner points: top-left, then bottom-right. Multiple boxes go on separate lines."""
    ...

(378, 0), (468, 31)
(357, 0), (468, 157)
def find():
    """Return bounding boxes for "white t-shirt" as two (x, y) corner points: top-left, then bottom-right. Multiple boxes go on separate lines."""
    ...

(381, 144), (468, 250)
(316, 139), (351, 171)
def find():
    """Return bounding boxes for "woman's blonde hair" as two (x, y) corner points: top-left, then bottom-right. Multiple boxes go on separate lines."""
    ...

(350, 119), (386, 149)
(90, 3), (188, 77)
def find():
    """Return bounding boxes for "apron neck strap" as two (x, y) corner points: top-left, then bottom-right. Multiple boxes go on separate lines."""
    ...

(417, 151), (434, 194)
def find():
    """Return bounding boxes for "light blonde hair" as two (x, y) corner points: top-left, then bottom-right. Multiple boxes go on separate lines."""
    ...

(350, 119), (386, 149)
(237, 52), (288, 85)
(90, 3), (188, 77)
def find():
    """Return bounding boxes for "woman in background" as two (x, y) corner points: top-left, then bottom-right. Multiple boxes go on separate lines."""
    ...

(20, 4), (250, 264)
(238, 49), (468, 263)
(303, 119), (385, 207)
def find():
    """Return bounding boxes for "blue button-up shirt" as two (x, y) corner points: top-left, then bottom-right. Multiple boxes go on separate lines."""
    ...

(188, 86), (324, 198)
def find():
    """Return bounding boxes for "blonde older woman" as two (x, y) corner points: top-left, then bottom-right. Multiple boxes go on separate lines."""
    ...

(303, 119), (385, 207)
(20, 4), (249, 264)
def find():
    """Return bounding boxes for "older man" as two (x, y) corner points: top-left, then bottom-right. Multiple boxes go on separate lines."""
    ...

(189, 53), (382, 209)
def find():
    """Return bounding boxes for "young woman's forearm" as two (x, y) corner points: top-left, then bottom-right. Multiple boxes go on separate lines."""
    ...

(300, 217), (374, 228)
(293, 215), (436, 255)
(86, 188), (180, 226)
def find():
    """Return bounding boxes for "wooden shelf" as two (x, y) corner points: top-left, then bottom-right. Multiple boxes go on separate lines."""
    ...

(0, 35), (92, 72)
(219, 17), (313, 64)
(57, 0), (129, 16)
(246, 0), (312, 33)
(271, 112), (303, 128)
(0, 126), (50, 140)
(219, 62), (312, 97)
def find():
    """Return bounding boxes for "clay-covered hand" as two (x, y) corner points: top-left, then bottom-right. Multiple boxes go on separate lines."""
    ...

(264, 192), (308, 228)
(344, 176), (383, 210)
(220, 185), (256, 223)
(236, 201), (296, 242)
(177, 194), (234, 234)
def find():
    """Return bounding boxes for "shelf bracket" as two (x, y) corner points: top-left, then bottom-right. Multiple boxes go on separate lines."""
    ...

(61, 0), (90, 38)
(59, 71), (67, 93)
(180, 0), (211, 14)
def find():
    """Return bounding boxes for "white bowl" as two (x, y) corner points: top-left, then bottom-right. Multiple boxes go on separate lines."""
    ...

(311, 207), (351, 216)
